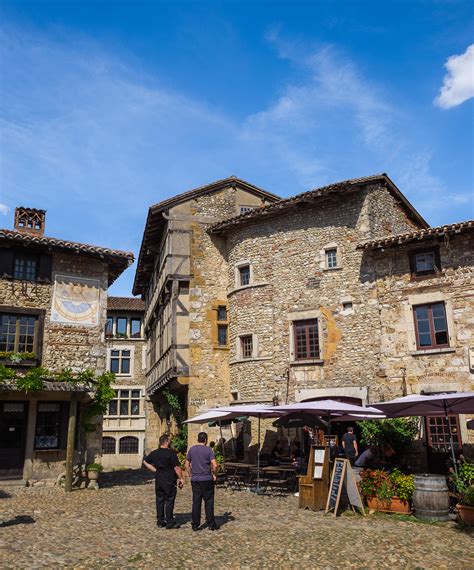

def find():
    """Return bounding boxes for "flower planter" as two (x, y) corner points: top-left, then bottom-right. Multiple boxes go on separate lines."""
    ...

(366, 496), (411, 514)
(87, 470), (100, 481)
(457, 504), (474, 525)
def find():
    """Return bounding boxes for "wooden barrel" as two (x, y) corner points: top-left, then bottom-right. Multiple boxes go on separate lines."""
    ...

(413, 474), (449, 521)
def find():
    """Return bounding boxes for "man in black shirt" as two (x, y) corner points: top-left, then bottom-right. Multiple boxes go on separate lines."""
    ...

(143, 434), (184, 529)
(342, 426), (359, 465)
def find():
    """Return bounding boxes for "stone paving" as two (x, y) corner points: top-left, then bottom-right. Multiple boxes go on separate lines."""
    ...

(0, 470), (473, 569)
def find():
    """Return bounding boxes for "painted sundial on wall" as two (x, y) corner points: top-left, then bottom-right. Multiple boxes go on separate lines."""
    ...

(51, 275), (100, 326)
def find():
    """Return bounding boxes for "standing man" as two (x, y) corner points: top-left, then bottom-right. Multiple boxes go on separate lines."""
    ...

(185, 431), (219, 531)
(342, 426), (359, 465)
(143, 434), (184, 529)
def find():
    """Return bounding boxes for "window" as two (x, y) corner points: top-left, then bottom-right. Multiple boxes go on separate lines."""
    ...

(414, 303), (449, 349)
(119, 436), (139, 454)
(325, 249), (338, 269)
(130, 318), (141, 338)
(342, 302), (353, 311)
(109, 349), (131, 375)
(105, 317), (113, 337)
(34, 402), (67, 449)
(240, 335), (253, 359)
(14, 253), (38, 280)
(116, 318), (127, 337)
(239, 265), (250, 286)
(215, 305), (228, 347)
(0, 313), (38, 353)
(426, 416), (461, 452)
(409, 248), (440, 277)
(240, 206), (255, 215)
(102, 436), (116, 455)
(107, 389), (141, 416)
(294, 320), (320, 360)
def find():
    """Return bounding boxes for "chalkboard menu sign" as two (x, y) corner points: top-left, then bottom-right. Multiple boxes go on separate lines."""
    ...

(325, 458), (365, 516)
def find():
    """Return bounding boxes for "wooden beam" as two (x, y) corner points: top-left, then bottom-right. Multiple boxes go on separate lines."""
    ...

(64, 394), (78, 492)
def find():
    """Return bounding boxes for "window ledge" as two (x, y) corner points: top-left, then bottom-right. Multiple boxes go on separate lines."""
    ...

(410, 347), (456, 356)
(213, 345), (230, 351)
(290, 359), (324, 366)
(227, 282), (269, 297)
(322, 266), (342, 272)
(230, 356), (272, 365)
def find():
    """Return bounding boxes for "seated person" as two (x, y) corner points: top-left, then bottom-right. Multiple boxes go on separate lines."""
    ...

(269, 440), (284, 465)
(291, 441), (305, 474)
(354, 445), (377, 468)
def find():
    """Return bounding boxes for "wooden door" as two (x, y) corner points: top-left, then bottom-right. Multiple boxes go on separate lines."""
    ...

(0, 401), (28, 479)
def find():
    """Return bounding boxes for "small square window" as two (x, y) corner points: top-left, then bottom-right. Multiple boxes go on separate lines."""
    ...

(325, 249), (337, 269)
(239, 266), (250, 286)
(240, 335), (253, 359)
(240, 206), (255, 215)
(342, 302), (353, 311)
(410, 248), (440, 277)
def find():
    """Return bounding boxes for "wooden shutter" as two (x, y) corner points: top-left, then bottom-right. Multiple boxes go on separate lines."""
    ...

(37, 253), (53, 282)
(0, 249), (14, 277)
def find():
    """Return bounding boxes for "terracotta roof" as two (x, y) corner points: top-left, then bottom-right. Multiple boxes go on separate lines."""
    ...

(0, 229), (134, 286)
(108, 296), (145, 311)
(133, 176), (280, 295)
(209, 174), (428, 234)
(358, 220), (474, 250)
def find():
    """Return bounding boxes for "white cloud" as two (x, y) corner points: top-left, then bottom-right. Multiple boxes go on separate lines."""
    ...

(0, 203), (10, 215)
(434, 44), (474, 109)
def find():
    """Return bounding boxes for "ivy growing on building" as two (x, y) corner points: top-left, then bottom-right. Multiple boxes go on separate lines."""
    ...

(163, 388), (188, 452)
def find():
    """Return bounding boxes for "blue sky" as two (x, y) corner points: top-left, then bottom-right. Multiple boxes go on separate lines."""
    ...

(1, 0), (473, 295)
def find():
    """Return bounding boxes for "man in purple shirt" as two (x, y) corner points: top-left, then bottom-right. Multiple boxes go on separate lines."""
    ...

(185, 432), (219, 531)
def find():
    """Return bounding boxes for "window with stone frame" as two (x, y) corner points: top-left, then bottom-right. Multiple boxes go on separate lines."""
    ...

(425, 415), (461, 452)
(216, 305), (228, 347)
(107, 388), (141, 416)
(240, 335), (253, 359)
(238, 265), (251, 287)
(116, 317), (128, 337)
(240, 206), (255, 215)
(102, 436), (116, 454)
(409, 247), (441, 278)
(105, 317), (113, 337)
(0, 313), (39, 354)
(34, 402), (68, 450)
(293, 319), (320, 360)
(325, 248), (338, 269)
(130, 318), (142, 338)
(413, 302), (449, 349)
(109, 349), (131, 375)
(119, 436), (139, 454)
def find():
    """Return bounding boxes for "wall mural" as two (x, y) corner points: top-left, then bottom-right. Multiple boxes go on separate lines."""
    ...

(51, 274), (100, 326)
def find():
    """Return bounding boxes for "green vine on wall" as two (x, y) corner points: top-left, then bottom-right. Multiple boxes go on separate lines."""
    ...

(163, 388), (188, 452)
(0, 364), (116, 430)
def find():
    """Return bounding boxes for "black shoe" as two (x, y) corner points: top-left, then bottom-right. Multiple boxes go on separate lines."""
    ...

(157, 521), (166, 528)
(208, 524), (219, 531)
(191, 524), (200, 531)
(166, 520), (181, 529)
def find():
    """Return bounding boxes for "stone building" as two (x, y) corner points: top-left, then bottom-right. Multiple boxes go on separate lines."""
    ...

(0, 207), (133, 482)
(102, 296), (147, 468)
(133, 177), (279, 448)
(135, 173), (474, 467)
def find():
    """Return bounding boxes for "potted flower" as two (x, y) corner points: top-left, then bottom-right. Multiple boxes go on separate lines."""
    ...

(86, 463), (104, 482)
(359, 468), (413, 514)
(457, 485), (474, 525)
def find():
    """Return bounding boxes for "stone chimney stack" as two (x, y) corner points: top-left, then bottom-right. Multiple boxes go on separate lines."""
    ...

(14, 207), (46, 236)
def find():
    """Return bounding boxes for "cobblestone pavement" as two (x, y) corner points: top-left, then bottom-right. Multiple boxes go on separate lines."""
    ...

(1, 471), (473, 569)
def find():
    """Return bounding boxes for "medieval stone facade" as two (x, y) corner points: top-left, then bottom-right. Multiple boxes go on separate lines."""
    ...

(136, 174), (473, 463)
(102, 297), (147, 468)
(0, 207), (133, 481)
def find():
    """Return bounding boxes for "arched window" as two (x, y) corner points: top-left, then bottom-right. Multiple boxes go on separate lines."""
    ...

(119, 436), (139, 454)
(102, 436), (116, 455)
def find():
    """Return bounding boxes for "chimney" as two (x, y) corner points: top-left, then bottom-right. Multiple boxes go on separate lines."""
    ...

(14, 207), (46, 236)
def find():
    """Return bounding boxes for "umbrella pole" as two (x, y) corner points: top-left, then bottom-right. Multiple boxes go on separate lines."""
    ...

(257, 414), (261, 494)
(218, 421), (226, 468)
(444, 402), (458, 476)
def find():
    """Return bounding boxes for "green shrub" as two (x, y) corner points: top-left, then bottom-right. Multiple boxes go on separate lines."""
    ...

(461, 485), (474, 507)
(450, 457), (474, 494)
(86, 463), (104, 472)
(358, 417), (419, 454)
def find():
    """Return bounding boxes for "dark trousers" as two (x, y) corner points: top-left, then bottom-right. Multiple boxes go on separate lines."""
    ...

(191, 480), (215, 527)
(155, 479), (177, 523)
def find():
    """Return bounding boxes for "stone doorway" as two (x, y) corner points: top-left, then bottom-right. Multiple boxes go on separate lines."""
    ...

(0, 401), (28, 480)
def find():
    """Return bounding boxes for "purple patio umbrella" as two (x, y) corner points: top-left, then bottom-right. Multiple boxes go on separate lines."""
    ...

(373, 392), (474, 471)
